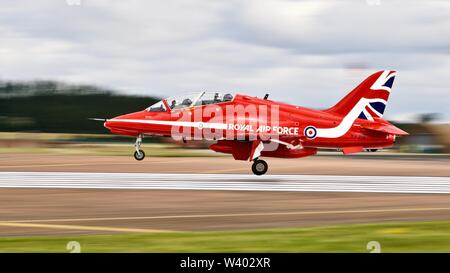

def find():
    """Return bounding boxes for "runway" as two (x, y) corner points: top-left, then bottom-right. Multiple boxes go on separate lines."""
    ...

(1, 172), (450, 194)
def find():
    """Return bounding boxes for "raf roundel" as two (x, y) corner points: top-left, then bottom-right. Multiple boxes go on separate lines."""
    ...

(304, 126), (317, 139)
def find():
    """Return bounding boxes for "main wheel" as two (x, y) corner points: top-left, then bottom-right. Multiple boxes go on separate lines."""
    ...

(252, 159), (268, 176)
(134, 150), (145, 161)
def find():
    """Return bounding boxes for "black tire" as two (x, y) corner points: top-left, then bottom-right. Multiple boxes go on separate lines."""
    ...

(252, 159), (268, 176)
(134, 150), (145, 161)
(370, 149), (378, 152)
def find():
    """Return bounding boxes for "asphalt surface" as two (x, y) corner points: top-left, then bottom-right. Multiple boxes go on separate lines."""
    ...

(0, 154), (449, 236)
(1, 172), (450, 194)
(1, 154), (449, 176)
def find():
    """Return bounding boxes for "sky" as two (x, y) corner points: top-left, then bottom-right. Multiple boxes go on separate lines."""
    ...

(0, 0), (449, 122)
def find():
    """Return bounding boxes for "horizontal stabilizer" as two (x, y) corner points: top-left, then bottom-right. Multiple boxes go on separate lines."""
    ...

(361, 122), (408, 136)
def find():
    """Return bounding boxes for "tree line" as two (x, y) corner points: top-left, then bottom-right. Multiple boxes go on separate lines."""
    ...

(0, 81), (159, 133)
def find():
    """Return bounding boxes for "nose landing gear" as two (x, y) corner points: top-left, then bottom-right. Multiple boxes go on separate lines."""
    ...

(134, 134), (145, 161)
(251, 159), (268, 176)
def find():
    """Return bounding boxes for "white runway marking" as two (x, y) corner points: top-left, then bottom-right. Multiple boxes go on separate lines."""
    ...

(0, 172), (449, 194)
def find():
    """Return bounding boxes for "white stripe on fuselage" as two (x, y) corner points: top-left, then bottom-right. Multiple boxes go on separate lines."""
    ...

(315, 98), (387, 138)
(109, 119), (228, 130)
(109, 98), (386, 139)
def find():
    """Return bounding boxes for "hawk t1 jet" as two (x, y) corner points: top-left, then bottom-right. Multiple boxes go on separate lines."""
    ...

(99, 70), (407, 175)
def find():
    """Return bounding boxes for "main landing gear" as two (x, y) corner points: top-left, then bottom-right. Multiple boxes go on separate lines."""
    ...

(134, 134), (145, 161)
(251, 158), (268, 176)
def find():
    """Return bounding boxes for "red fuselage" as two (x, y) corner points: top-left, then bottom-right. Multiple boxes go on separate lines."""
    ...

(101, 70), (407, 175)
(105, 94), (400, 158)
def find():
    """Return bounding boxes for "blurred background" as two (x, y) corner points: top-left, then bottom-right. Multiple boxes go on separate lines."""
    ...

(0, 0), (448, 155)
(0, 0), (449, 253)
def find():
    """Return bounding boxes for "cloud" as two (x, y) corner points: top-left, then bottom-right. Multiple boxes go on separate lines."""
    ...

(0, 0), (448, 120)
(230, 0), (450, 54)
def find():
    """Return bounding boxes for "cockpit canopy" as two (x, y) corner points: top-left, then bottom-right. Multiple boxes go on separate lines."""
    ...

(146, 91), (235, 112)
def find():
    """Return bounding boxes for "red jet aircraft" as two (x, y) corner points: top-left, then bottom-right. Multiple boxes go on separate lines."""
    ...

(101, 70), (408, 175)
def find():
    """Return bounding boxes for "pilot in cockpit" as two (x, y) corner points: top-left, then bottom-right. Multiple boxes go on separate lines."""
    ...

(181, 98), (192, 106)
(170, 100), (176, 109)
(223, 93), (233, 102)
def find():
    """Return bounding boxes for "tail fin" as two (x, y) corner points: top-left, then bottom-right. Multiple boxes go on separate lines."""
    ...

(326, 70), (396, 121)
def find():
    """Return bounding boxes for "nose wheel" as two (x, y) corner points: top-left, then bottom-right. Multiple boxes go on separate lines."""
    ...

(252, 159), (268, 176)
(134, 150), (145, 161)
(134, 134), (145, 161)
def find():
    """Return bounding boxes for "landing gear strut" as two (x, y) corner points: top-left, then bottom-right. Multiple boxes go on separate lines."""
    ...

(134, 134), (145, 161)
(252, 159), (268, 176)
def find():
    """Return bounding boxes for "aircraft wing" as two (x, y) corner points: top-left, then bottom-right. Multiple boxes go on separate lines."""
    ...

(361, 121), (408, 136)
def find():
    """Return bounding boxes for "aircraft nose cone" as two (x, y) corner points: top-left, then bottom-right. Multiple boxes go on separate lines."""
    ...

(104, 119), (114, 129)
(103, 114), (128, 130)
